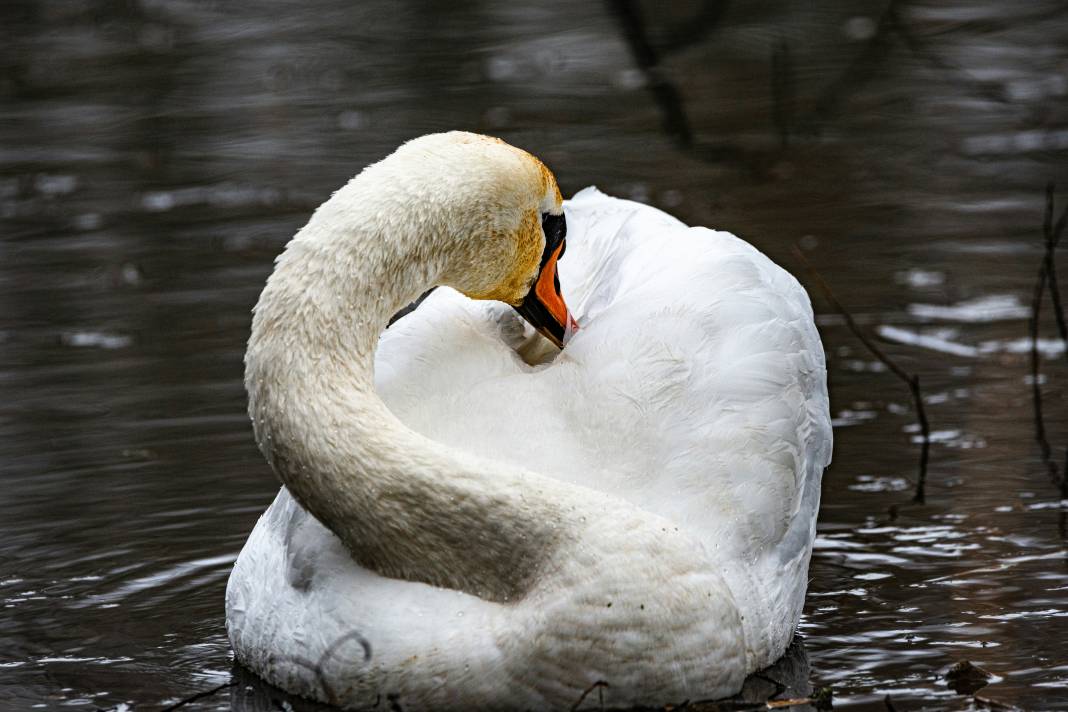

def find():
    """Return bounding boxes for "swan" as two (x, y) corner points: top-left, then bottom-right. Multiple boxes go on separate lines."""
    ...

(226, 131), (831, 710)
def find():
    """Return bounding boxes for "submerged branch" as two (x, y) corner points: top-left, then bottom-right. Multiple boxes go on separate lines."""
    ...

(793, 247), (930, 502)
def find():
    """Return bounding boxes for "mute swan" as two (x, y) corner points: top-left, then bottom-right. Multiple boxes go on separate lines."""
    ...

(227, 132), (831, 710)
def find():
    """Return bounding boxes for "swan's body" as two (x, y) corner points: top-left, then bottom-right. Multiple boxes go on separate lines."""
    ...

(227, 133), (831, 710)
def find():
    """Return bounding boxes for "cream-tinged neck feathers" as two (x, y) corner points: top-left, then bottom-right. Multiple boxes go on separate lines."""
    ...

(245, 132), (570, 601)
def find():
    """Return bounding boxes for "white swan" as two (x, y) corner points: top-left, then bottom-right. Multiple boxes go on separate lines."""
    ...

(226, 132), (831, 710)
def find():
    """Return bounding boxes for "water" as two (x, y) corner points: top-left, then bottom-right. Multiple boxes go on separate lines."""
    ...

(3, 1), (1068, 709)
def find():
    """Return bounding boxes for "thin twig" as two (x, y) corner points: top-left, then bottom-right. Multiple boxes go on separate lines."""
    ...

(159, 681), (237, 711)
(1030, 185), (1068, 496)
(1063, 448), (1068, 501)
(1051, 185), (1068, 500)
(570, 680), (609, 712)
(972, 694), (1021, 711)
(766, 698), (821, 709)
(793, 246), (930, 502)
(1042, 183), (1068, 349)
(1031, 257), (1053, 464)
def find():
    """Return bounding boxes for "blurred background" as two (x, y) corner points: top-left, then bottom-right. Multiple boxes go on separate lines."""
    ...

(3, 0), (1068, 709)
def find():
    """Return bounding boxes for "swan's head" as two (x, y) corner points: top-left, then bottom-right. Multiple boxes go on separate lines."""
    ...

(389, 132), (577, 348)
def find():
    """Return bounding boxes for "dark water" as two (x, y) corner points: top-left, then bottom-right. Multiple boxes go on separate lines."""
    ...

(3, 1), (1068, 709)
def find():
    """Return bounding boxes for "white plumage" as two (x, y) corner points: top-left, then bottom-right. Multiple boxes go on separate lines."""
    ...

(227, 134), (831, 710)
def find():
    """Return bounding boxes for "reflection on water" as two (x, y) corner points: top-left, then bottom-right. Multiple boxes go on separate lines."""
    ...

(3, 0), (1068, 709)
(225, 641), (815, 712)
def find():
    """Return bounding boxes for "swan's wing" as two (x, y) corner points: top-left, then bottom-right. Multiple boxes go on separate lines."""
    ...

(555, 188), (832, 665)
(375, 188), (831, 566)
(561, 189), (831, 555)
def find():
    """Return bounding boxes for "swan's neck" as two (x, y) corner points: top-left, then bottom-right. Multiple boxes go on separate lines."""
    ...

(245, 177), (562, 602)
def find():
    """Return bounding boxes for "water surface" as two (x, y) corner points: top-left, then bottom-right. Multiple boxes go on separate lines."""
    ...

(3, 1), (1068, 709)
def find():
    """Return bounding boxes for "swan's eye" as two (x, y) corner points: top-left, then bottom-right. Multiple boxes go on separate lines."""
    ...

(540, 212), (567, 264)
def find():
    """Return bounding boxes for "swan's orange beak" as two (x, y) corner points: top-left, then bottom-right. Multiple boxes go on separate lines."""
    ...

(515, 213), (578, 349)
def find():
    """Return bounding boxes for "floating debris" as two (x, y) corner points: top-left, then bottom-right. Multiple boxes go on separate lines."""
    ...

(945, 660), (992, 694)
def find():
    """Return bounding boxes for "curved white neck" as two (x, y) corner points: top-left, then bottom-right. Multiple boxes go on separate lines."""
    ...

(245, 177), (565, 602)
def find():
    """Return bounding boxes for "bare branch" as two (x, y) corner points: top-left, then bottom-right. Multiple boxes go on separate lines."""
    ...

(1042, 183), (1068, 348)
